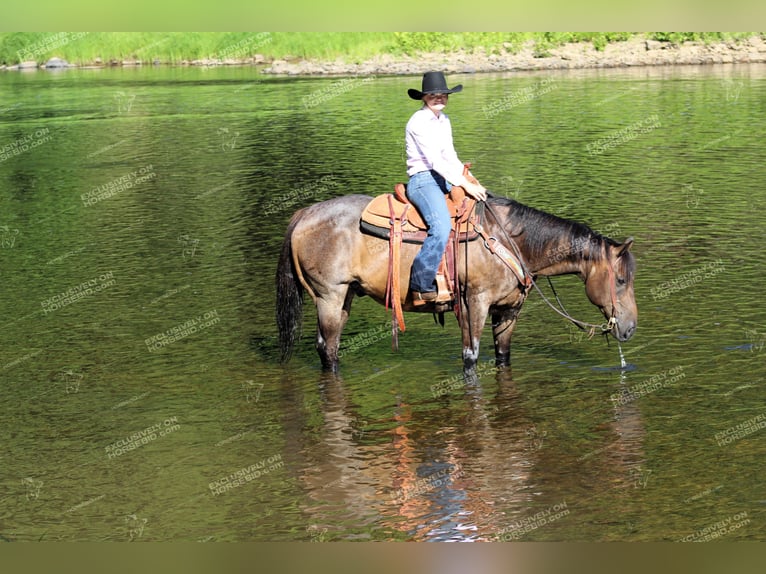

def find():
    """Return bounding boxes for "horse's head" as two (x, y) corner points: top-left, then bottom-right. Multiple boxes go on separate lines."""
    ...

(584, 237), (637, 342)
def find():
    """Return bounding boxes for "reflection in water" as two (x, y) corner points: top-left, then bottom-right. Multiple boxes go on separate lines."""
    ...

(610, 370), (649, 486)
(299, 374), (379, 537)
(296, 367), (546, 541)
(293, 365), (648, 542)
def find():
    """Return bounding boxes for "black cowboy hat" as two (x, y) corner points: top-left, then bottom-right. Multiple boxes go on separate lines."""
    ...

(407, 71), (463, 100)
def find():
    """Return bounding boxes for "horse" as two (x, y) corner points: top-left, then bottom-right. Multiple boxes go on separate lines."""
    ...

(276, 194), (637, 373)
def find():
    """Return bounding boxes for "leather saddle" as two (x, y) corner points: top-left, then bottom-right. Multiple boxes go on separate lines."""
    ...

(361, 166), (484, 344)
(360, 183), (481, 243)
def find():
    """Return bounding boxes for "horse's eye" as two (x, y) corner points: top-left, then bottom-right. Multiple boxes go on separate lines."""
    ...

(617, 277), (627, 286)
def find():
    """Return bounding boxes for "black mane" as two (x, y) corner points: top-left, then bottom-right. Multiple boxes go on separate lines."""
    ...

(486, 195), (635, 282)
(488, 195), (633, 269)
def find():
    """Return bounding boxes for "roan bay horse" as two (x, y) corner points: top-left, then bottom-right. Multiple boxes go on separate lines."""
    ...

(276, 194), (637, 373)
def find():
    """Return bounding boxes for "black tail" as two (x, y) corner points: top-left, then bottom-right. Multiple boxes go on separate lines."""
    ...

(276, 215), (304, 363)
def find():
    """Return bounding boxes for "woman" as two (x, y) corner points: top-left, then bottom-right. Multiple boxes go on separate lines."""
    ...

(405, 71), (487, 304)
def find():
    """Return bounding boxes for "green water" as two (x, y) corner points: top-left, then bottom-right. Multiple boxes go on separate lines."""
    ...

(1, 65), (764, 541)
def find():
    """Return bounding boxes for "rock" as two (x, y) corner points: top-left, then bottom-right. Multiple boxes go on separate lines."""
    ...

(645, 40), (665, 51)
(94, 57), (102, 65)
(44, 57), (69, 68)
(18, 61), (38, 69)
(270, 59), (289, 73)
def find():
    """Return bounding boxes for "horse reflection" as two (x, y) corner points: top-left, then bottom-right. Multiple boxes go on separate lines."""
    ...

(286, 357), (649, 541)
(290, 367), (541, 541)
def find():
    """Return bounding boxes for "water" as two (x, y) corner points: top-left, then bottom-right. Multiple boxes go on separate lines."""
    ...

(1, 64), (764, 541)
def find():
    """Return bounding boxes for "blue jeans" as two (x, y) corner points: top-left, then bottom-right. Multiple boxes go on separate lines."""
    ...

(406, 170), (452, 292)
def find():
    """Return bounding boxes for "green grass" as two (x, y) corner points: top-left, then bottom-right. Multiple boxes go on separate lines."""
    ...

(389, 32), (533, 55)
(535, 32), (634, 54)
(0, 32), (762, 66)
(265, 32), (393, 61)
(648, 31), (758, 44)
(0, 32), (395, 65)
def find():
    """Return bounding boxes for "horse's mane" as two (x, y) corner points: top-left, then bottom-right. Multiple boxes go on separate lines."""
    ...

(487, 195), (634, 281)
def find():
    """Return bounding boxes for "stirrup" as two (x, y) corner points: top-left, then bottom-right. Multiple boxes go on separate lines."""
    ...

(434, 273), (453, 303)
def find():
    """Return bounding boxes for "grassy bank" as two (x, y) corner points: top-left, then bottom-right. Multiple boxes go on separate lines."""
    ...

(0, 32), (761, 66)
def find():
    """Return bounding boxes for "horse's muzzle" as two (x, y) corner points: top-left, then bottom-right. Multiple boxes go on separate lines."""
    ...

(613, 319), (636, 342)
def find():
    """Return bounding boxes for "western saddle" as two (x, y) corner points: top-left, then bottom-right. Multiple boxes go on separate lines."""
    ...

(359, 166), (483, 344)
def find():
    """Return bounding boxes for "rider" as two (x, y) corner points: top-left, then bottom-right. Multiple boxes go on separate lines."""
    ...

(405, 71), (487, 304)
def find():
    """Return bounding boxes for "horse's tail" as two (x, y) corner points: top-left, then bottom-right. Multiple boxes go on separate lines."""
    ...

(276, 213), (305, 363)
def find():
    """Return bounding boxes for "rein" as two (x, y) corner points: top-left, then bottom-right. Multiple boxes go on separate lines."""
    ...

(481, 200), (617, 337)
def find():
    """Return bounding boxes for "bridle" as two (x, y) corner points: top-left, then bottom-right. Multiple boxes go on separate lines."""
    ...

(602, 240), (620, 332)
(481, 201), (620, 338)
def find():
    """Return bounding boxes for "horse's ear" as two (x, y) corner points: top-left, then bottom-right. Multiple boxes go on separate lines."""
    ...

(618, 237), (634, 257)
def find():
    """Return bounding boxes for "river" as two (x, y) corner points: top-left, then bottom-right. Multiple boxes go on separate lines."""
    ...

(0, 64), (764, 541)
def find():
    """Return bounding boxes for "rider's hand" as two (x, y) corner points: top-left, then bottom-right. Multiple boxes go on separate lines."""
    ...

(463, 180), (487, 202)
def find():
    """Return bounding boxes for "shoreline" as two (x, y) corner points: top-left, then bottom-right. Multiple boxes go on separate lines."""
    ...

(262, 36), (766, 76)
(3, 36), (766, 76)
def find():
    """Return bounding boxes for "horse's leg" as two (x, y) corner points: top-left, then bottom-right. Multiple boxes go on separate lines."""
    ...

(491, 307), (521, 368)
(315, 287), (355, 373)
(460, 293), (490, 372)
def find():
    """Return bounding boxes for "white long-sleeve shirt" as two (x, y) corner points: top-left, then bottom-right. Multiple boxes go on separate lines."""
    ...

(405, 106), (468, 187)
